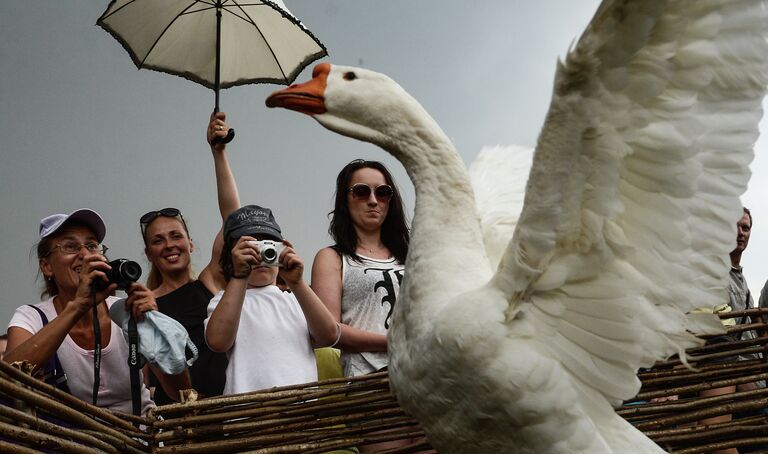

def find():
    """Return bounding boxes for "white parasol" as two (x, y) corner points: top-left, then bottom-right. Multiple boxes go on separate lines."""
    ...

(98, 0), (327, 144)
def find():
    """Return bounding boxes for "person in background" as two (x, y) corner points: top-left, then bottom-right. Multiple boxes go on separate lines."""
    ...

(727, 208), (768, 454)
(729, 208), (754, 317)
(726, 208), (759, 376)
(5, 209), (189, 414)
(311, 160), (410, 378)
(205, 205), (338, 394)
(698, 207), (755, 454)
(139, 112), (238, 405)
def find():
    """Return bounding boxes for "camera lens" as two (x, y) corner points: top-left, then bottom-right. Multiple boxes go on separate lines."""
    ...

(119, 260), (142, 282)
(93, 258), (142, 291)
(262, 247), (277, 261)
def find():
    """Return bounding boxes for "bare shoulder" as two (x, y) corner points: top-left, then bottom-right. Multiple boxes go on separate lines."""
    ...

(313, 247), (342, 271)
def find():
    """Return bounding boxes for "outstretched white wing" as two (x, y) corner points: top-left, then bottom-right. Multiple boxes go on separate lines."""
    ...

(496, 0), (768, 405)
(469, 145), (533, 269)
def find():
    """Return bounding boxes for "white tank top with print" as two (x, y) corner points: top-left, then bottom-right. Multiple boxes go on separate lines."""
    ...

(340, 253), (405, 376)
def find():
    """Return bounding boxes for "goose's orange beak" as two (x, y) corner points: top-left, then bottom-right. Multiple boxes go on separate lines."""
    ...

(266, 63), (329, 115)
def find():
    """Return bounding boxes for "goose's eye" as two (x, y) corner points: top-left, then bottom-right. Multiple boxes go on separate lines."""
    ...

(343, 71), (357, 81)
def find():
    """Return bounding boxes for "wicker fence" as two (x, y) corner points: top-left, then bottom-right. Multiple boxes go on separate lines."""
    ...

(619, 308), (768, 453)
(2, 309), (768, 453)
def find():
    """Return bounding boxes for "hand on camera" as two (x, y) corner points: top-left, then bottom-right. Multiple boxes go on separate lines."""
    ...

(73, 253), (117, 313)
(231, 236), (259, 279)
(207, 111), (229, 151)
(125, 283), (158, 321)
(278, 240), (303, 286)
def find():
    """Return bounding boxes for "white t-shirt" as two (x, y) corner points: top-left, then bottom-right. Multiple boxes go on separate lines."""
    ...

(8, 296), (154, 415)
(205, 285), (318, 394)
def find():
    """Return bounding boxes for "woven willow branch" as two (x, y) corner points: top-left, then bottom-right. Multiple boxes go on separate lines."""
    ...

(2, 315), (768, 452)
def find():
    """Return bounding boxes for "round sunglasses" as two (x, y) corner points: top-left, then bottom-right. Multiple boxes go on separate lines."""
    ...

(348, 183), (394, 201)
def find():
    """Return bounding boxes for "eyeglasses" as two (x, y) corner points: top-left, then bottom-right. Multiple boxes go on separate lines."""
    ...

(47, 241), (108, 256)
(140, 208), (187, 235)
(348, 184), (394, 202)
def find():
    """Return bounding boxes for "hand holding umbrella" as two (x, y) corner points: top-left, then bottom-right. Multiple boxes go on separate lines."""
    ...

(207, 111), (231, 149)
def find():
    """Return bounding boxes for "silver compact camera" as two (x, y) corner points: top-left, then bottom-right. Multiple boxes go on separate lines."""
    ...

(248, 240), (285, 267)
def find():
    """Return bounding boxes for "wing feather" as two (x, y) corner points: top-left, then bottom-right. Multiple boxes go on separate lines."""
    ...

(469, 145), (533, 269)
(496, 0), (768, 405)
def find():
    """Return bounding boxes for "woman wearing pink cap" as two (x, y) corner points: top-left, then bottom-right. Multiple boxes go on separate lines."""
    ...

(4, 209), (189, 414)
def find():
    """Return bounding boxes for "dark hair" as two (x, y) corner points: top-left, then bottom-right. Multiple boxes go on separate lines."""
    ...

(140, 214), (193, 290)
(744, 207), (752, 228)
(36, 235), (59, 298)
(329, 160), (409, 263)
(219, 233), (237, 281)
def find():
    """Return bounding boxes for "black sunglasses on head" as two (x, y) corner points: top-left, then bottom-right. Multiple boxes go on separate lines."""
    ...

(348, 184), (394, 201)
(140, 208), (186, 235)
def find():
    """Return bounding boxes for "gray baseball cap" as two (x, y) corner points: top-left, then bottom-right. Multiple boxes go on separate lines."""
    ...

(39, 209), (106, 242)
(223, 205), (283, 241)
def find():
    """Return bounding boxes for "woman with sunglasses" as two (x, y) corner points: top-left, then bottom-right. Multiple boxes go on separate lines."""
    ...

(138, 112), (239, 405)
(311, 160), (410, 378)
(4, 209), (189, 414)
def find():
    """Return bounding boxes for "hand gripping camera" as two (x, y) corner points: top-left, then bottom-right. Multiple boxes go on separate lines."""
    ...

(93, 259), (142, 291)
(249, 240), (285, 267)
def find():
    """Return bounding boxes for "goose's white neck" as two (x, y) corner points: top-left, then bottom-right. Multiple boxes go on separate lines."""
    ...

(308, 66), (494, 322)
(383, 110), (492, 316)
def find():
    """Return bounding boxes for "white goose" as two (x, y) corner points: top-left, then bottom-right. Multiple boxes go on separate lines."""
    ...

(267, 1), (768, 452)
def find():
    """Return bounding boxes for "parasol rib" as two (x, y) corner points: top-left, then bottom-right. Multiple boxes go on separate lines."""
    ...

(97, 0), (328, 91)
(139, 2), (201, 68)
(232, 4), (288, 81)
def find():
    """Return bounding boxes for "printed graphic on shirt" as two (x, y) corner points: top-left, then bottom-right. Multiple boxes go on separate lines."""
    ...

(364, 267), (404, 329)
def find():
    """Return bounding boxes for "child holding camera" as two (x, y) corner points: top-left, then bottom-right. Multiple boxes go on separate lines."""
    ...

(204, 205), (339, 393)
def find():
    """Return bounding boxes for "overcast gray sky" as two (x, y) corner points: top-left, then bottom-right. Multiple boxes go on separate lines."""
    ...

(1, 1), (767, 328)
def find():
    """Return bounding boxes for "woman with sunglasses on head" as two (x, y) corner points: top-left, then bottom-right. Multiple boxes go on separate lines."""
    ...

(139, 112), (239, 405)
(4, 209), (190, 414)
(311, 160), (410, 378)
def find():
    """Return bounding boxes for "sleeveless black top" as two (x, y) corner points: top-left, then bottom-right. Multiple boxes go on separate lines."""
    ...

(151, 280), (228, 405)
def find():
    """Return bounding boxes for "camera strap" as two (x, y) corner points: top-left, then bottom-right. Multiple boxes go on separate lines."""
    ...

(127, 313), (141, 418)
(91, 288), (101, 406)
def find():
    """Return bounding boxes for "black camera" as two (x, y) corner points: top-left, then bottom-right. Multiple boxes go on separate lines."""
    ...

(93, 259), (142, 291)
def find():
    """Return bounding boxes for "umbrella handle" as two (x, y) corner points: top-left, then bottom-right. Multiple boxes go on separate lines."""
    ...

(211, 128), (235, 146)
